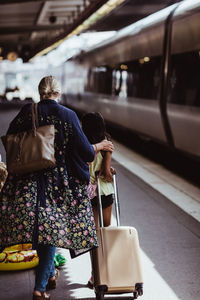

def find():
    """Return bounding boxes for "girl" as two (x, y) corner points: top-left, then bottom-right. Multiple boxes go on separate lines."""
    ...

(82, 112), (114, 288)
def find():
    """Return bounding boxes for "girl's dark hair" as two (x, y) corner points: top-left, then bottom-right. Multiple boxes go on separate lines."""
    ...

(81, 112), (110, 144)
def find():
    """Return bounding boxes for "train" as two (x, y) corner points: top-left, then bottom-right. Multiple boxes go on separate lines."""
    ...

(1, 0), (200, 160)
(59, 0), (200, 160)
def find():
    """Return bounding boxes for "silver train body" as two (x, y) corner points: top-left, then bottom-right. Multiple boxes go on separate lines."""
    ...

(61, 0), (200, 159)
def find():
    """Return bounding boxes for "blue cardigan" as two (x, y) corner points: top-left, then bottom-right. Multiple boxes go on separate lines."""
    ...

(0, 99), (98, 251)
(7, 99), (95, 183)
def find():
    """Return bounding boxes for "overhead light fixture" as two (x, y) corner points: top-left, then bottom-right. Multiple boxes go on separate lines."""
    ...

(139, 57), (150, 64)
(68, 0), (125, 38)
(49, 15), (57, 24)
(144, 56), (150, 62)
(120, 64), (128, 70)
(32, 0), (126, 60)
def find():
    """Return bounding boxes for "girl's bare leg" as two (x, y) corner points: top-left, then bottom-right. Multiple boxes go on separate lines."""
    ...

(92, 206), (99, 227)
(92, 205), (112, 228)
(103, 205), (112, 227)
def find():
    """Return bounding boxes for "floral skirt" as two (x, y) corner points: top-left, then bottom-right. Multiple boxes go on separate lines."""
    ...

(0, 170), (98, 252)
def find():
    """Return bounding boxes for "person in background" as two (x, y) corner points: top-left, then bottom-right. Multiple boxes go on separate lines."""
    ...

(82, 112), (115, 288)
(0, 76), (114, 300)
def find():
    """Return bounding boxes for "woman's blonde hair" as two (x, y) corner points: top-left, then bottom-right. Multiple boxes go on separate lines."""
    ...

(38, 76), (61, 99)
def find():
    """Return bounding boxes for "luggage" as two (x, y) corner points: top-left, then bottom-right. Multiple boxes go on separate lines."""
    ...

(91, 173), (143, 300)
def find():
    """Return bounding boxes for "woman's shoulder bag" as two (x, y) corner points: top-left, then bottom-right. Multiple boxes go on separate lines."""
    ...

(1, 103), (56, 175)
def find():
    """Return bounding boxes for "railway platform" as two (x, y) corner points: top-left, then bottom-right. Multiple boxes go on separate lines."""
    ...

(0, 107), (200, 300)
(1, 1), (200, 299)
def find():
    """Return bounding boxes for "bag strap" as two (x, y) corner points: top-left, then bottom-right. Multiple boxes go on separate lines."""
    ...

(31, 103), (39, 135)
(35, 103), (39, 127)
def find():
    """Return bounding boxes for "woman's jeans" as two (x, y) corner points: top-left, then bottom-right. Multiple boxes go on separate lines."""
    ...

(35, 245), (56, 292)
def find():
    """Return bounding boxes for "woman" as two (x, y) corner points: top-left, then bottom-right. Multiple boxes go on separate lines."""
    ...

(0, 76), (114, 300)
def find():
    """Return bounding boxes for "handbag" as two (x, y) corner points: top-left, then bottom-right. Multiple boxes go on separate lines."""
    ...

(87, 181), (97, 199)
(1, 103), (56, 175)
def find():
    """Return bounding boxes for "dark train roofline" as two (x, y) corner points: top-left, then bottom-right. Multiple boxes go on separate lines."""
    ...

(75, 5), (176, 58)
(73, 0), (200, 66)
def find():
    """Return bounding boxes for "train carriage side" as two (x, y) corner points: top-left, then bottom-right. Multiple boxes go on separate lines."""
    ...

(166, 1), (200, 158)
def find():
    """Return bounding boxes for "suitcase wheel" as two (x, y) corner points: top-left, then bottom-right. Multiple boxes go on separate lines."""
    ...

(135, 283), (143, 297)
(95, 285), (107, 300)
(133, 291), (137, 299)
(95, 290), (104, 300)
(134, 288), (143, 297)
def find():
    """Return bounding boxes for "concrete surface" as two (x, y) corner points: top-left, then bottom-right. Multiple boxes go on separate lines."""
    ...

(112, 141), (200, 238)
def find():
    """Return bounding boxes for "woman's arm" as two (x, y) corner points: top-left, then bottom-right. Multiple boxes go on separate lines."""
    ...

(93, 140), (114, 154)
(71, 111), (95, 162)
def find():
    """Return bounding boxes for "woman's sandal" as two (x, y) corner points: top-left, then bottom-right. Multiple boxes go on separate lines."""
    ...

(46, 268), (59, 290)
(87, 279), (94, 289)
(32, 292), (50, 300)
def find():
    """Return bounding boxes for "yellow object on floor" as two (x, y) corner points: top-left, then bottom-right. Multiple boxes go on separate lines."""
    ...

(0, 161), (7, 192)
(0, 244), (39, 271)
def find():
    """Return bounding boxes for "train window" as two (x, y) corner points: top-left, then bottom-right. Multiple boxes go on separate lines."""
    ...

(114, 56), (161, 100)
(168, 51), (200, 106)
(85, 66), (112, 95)
(112, 69), (128, 98)
(112, 70), (121, 96)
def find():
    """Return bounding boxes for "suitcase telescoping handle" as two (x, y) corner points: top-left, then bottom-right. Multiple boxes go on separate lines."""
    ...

(96, 171), (120, 227)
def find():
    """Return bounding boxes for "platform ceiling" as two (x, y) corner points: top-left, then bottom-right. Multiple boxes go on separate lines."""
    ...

(0, 0), (181, 62)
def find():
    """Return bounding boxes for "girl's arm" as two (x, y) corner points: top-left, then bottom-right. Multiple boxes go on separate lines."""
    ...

(99, 151), (113, 182)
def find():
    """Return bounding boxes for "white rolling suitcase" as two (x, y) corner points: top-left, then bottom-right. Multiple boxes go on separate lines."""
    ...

(91, 173), (143, 300)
